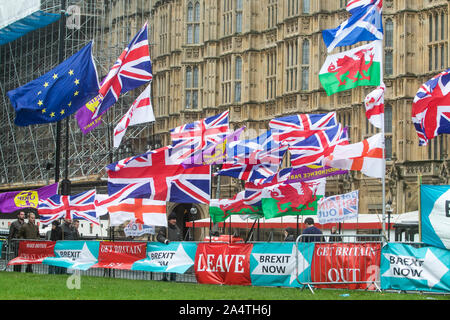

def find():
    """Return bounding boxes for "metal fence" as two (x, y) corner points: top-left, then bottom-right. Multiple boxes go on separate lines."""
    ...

(295, 234), (384, 294)
(0, 239), (197, 283)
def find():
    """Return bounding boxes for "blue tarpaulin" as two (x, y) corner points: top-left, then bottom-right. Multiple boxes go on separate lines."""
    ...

(0, 10), (60, 46)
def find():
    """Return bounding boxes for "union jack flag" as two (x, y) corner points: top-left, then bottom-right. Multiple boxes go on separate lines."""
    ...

(94, 23), (152, 118)
(412, 68), (450, 146)
(170, 111), (230, 162)
(346, 0), (381, 13)
(289, 124), (349, 169)
(107, 145), (211, 204)
(38, 189), (98, 225)
(269, 112), (337, 144)
(216, 130), (288, 182)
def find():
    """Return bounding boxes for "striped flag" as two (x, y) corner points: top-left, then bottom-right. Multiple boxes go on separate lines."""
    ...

(113, 83), (155, 148)
(364, 83), (385, 129)
(38, 189), (98, 225)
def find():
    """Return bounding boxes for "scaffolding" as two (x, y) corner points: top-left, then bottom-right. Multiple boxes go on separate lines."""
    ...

(0, 0), (156, 191)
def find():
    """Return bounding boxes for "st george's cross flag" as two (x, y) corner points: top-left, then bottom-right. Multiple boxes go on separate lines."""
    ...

(38, 189), (99, 225)
(322, 0), (383, 53)
(319, 40), (382, 96)
(412, 68), (450, 146)
(364, 82), (385, 129)
(322, 132), (384, 178)
(107, 198), (167, 227)
(8, 42), (99, 126)
(76, 23), (152, 134)
(107, 145), (211, 204)
(113, 83), (155, 148)
(170, 111), (230, 163)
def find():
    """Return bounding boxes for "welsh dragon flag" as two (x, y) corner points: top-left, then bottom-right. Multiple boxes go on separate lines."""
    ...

(209, 191), (263, 223)
(260, 179), (326, 219)
(319, 40), (382, 96)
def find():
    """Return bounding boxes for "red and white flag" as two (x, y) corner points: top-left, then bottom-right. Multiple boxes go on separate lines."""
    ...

(322, 133), (384, 178)
(364, 82), (385, 129)
(113, 83), (155, 148)
(106, 198), (167, 227)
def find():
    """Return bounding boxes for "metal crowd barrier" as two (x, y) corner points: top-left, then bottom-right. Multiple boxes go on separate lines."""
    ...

(0, 238), (197, 283)
(295, 234), (384, 294)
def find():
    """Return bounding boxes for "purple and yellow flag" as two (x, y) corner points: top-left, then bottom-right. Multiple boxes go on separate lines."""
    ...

(0, 183), (58, 213)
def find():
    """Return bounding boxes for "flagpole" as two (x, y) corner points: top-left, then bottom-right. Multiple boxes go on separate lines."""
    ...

(55, 0), (71, 196)
(380, 38), (387, 244)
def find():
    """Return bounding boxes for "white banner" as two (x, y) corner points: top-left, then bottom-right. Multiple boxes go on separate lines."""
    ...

(317, 190), (359, 224)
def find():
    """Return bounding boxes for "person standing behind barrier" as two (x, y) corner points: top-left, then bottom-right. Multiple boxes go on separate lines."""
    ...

(62, 218), (75, 240)
(301, 217), (324, 242)
(48, 220), (63, 275)
(328, 226), (343, 242)
(72, 220), (81, 240)
(284, 227), (296, 242)
(157, 212), (182, 281)
(8, 211), (25, 272)
(18, 212), (40, 273)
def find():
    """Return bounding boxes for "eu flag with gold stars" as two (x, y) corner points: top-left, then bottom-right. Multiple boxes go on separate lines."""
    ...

(7, 42), (99, 126)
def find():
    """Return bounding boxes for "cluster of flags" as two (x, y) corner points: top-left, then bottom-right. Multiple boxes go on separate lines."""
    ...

(8, 23), (155, 148)
(4, 2), (450, 229)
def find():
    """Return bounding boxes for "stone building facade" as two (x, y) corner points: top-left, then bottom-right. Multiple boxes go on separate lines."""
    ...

(148, 0), (450, 216)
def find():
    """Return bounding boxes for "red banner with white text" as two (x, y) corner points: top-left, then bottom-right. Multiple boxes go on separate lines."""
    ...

(311, 243), (381, 289)
(92, 241), (147, 270)
(195, 243), (253, 285)
(7, 241), (55, 265)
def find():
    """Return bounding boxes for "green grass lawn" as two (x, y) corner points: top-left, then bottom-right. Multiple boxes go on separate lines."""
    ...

(1, 271), (449, 301)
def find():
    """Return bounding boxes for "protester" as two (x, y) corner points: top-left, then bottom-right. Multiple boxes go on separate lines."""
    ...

(157, 212), (182, 281)
(284, 227), (296, 242)
(72, 220), (81, 240)
(301, 217), (324, 242)
(62, 218), (75, 240)
(328, 225), (343, 242)
(8, 211), (26, 272)
(48, 220), (64, 275)
(18, 212), (40, 273)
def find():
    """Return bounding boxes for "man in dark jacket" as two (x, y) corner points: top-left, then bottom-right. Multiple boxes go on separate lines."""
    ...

(157, 212), (182, 244)
(284, 227), (296, 242)
(157, 212), (182, 281)
(8, 211), (25, 272)
(301, 217), (325, 242)
(61, 218), (75, 240)
(18, 212), (40, 273)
